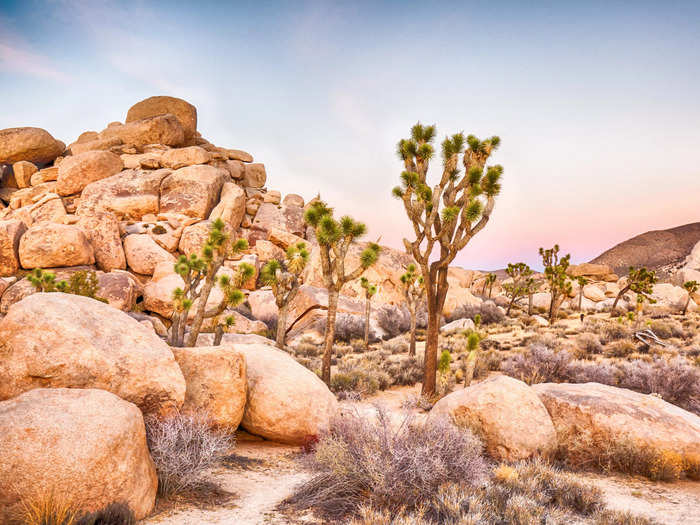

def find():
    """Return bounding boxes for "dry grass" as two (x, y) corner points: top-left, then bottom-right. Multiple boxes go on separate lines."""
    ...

(17, 498), (135, 525)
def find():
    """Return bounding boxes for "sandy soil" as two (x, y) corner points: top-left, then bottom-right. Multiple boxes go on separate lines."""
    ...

(144, 385), (700, 525)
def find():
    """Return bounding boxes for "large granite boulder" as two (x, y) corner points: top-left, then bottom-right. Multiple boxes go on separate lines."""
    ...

(172, 345), (247, 430)
(126, 96), (197, 144)
(0, 127), (64, 165)
(0, 219), (27, 276)
(0, 388), (157, 521)
(533, 382), (700, 458)
(56, 150), (123, 196)
(160, 165), (227, 218)
(428, 375), (557, 461)
(0, 293), (186, 415)
(19, 223), (94, 269)
(233, 343), (338, 444)
(99, 114), (185, 148)
(76, 212), (126, 271)
(123, 233), (175, 275)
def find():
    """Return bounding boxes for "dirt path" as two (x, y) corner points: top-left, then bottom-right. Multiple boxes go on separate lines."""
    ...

(143, 440), (313, 525)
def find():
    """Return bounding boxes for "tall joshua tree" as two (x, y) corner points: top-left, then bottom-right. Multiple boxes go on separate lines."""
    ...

(169, 219), (254, 347)
(360, 277), (377, 350)
(539, 245), (572, 323)
(260, 242), (310, 348)
(303, 200), (380, 385)
(502, 262), (534, 316)
(575, 276), (589, 311)
(682, 280), (699, 316)
(400, 263), (425, 356)
(393, 123), (503, 396)
(610, 267), (657, 317)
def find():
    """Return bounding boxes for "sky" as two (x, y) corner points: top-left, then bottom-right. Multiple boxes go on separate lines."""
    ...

(1, 0), (699, 270)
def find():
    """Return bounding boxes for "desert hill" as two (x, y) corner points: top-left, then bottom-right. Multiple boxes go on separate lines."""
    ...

(590, 222), (700, 277)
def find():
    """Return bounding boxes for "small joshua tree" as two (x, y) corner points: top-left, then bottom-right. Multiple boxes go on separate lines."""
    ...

(482, 272), (497, 299)
(393, 123), (503, 396)
(539, 244), (572, 322)
(575, 276), (589, 311)
(400, 263), (425, 356)
(502, 262), (534, 315)
(682, 280), (698, 316)
(360, 277), (377, 350)
(169, 219), (254, 347)
(463, 331), (481, 387)
(610, 266), (657, 318)
(303, 200), (380, 385)
(260, 242), (310, 348)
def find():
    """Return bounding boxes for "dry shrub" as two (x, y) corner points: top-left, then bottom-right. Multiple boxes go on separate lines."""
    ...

(330, 360), (392, 398)
(75, 503), (135, 525)
(575, 333), (604, 356)
(556, 429), (699, 481)
(334, 314), (366, 342)
(383, 354), (423, 385)
(585, 318), (631, 344)
(17, 498), (135, 525)
(604, 340), (637, 358)
(594, 510), (657, 525)
(283, 407), (488, 522)
(500, 343), (574, 384)
(375, 305), (411, 338)
(144, 412), (234, 497)
(648, 319), (685, 339)
(447, 300), (504, 324)
(381, 337), (409, 354)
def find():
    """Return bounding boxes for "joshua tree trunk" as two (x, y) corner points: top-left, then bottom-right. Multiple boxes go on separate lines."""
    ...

(528, 293), (533, 316)
(276, 302), (289, 348)
(363, 297), (371, 350)
(169, 314), (181, 346)
(507, 296), (516, 316)
(213, 324), (224, 345)
(610, 285), (630, 317)
(185, 275), (217, 347)
(488, 282), (494, 299)
(682, 296), (691, 316)
(322, 289), (339, 385)
(408, 304), (417, 356)
(578, 290), (583, 311)
(423, 300), (440, 396)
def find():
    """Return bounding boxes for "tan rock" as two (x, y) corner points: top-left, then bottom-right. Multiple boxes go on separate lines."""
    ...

(19, 223), (94, 269)
(224, 159), (245, 179)
(0, 293), (185, 414)
(172, 346), (246, 430)
(12, 160), (37, 188)
(582, 283), (606, 302)
(242, 163), (266, 188)
(29, 194), (66, 224)
(651, 283), (697, 312)
(0, 388), (157, 522)
(8, 181), (57, 208)
(263, 190), (281, 204)
(124, 234), (175, 275)
(126, 96), (197, 144)
(282, 194), (304, 208)
(120, 151), (164, 170)
(253, 203), (305, 237)
(160, 165), (227, 218)
(68, 136), (123, 156)
(0, 127), (64, 165)
(222, 148), (253, 162)
(76, 212), (126, 271)
(161, 146), (211, 169)
(268, 227), (305, 250)
(97, 270), (140, 311)
(56, 150), (123, 196)
(254, 239), (285, 263)
(179, 220), (212, 256)
(208, 182), (246, 228)
(99, 114), (185, 148)
(30, 166), (59, 186)
(78, 168), (170, 220)
(0, 219), (27, 276)
(428, 375), (557, 461)
(533, 382), (700, 458)
(443, 286), (482, 318)
(568, 263), (613, 278)
(233, 343), (338, 444)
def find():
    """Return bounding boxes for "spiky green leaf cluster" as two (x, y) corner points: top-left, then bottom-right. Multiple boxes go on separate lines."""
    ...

(684, 280), (699, 294)
(360, 242), (380, 269)
(360, 276), (377, 298)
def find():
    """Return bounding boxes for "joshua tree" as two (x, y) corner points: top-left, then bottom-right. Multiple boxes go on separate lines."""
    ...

(575, 276), (589, 311)
(400, 263), (425, 356)
(169, 219), (254, 347)
(482, 272), (497, 299)
(682, 280), (698, 316)
(462, 331), (482, 387)
(526, 278), (542, 316)
(539, 245), (572, 323)
(502, 262), (534, 315)
(259, 242), (310, 348)
(610, 267), (657, 318)
(303, 200), (380, 385)
(359, 277), (377, 350)
(393, 123), (503, 396)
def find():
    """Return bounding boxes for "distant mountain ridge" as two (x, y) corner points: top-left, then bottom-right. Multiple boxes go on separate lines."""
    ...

(590, 222), (700, 277)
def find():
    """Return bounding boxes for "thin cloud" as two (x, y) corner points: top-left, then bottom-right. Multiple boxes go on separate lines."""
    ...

(0, 39), (71, 83)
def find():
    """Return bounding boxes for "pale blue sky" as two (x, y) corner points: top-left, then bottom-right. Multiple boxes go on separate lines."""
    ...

(1, 1), (699, 269)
